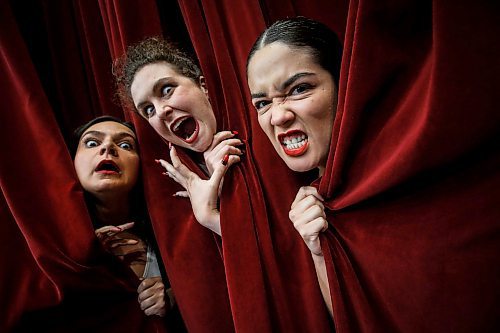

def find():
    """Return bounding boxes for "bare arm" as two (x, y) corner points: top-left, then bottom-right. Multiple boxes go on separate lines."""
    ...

(289, 186), (333, 318)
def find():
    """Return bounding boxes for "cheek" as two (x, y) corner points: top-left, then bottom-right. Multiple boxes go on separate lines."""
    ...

(73, 155), (89, 180)
(257, 115), (274, 141)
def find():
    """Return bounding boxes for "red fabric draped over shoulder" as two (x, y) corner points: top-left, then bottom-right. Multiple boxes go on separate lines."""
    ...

(319, 1), (500, 332)
(177, 0), (348, 331)
(0, 1), (174, 331)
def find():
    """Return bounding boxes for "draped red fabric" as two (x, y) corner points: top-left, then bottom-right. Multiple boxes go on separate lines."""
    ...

(176, 0), (348, 331)
(0, 1), (177, 331)
(318, 1), (500, 332)
(4, 0), (497, 332)
(98, 1), (235, 332)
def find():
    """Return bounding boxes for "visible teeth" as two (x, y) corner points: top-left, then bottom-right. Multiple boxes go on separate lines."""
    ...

(281, 136), (307, 150)
(173, 119), (183, 131)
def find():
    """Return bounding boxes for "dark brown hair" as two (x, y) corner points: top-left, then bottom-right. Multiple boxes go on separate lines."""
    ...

(113, 37), (201, 110)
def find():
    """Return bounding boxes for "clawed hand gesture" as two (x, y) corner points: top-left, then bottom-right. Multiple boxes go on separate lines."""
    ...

(157, 138), (241, 235)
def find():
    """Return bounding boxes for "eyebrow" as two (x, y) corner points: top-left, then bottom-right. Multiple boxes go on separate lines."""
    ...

(135, 78), (169, 110)
(250, 72), (315, 99)
(81, 131), (137, 142)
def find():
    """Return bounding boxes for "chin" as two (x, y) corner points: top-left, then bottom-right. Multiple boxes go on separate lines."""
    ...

(282, 156), (318, 173)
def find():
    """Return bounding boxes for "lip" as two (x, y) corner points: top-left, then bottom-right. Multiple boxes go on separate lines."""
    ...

(95, 159), (121, 175)
(277, 129), (309, 157)
(170, 116), (200, 144)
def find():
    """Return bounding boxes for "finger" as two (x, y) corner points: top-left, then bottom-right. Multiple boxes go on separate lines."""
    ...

(216, 144), (245, 159)
(144, 303), (166, 317)
(115, 222), (135, 231)
(109, 239), (139, 248)
(210, 154), (239, 189)
(291, 195), (325, 217)
(291, 186), (324, 209)
(210, 138), (244, 156)
(137, 277), (161, 294)
(173, 191), (189, 198)
(209, 131), (237, 150)
(158, 159), (187, 188)
(290, 202), (326, 228)
(170, 146), (198, 179)
(95, 226), (122, 239)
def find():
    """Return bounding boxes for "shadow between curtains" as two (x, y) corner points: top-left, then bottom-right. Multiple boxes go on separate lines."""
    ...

(2, 0), (499, 332)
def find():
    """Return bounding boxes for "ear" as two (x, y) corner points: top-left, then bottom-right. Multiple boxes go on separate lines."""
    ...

(199, 76), (209, 96)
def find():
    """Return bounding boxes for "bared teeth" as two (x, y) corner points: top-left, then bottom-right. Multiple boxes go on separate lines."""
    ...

(281, 134), (307, 149)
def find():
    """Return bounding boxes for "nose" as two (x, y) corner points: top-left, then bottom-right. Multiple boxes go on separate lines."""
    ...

(156, 101), (173, 120)
(100, 140), (118, 157)
(270, 100), (295, 127)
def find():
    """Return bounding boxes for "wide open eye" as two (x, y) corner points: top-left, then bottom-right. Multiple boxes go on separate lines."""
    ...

(84, 139), (99, 148)
(118, 141), (134, 150)
(143, 105), (155, 118)
(161, 84), (174, 97)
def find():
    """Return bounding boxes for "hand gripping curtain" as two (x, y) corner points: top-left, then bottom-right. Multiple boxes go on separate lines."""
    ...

(99, 1), (235, 332)
(176, 0), (351, 331)
(0, 1), (174, 331)
(319, 1), (500, 332)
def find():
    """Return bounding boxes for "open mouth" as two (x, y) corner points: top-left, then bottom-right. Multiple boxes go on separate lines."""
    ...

(95, 160), (120, 174)
(170, 116), (199, 143)
(278, 130), (309, 157)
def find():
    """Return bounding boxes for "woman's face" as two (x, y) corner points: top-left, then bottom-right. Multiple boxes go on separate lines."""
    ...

(74, 121), (139, 196)
(247, 42), (337, 173)
(131, 62), (217, 152)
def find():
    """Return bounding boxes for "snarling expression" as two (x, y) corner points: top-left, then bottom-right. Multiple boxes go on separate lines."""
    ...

(247, 42), (337, 173)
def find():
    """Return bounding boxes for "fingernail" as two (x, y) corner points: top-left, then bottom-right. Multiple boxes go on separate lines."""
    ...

(168, 142), (172, 150)
(162, 172), (168, 176)
(222, 154), (229, 166)
(232, 130), (239, 135)
(154, 159), (160, 164)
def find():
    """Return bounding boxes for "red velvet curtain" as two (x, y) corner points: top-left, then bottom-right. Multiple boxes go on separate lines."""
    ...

(2, 0), (499, 332)
(319, 1), (500, 332)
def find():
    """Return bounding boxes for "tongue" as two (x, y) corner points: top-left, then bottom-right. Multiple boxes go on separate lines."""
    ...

(175, 117), (196, 140)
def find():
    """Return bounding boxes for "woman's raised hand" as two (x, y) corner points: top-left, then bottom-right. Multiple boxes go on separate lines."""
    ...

(289, 186), (328, 256)
(203, 131), (244, 176)
(94, 222), (137, 252)
(157, 145), (238, 235)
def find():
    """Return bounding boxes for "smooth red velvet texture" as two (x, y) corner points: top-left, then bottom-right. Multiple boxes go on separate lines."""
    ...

(0, 1), (181, 331)
(3, 0), (498, 332)
(0, 3), (176, 333)
(176, 1), (350, 331)
(319, 1), (500, 332)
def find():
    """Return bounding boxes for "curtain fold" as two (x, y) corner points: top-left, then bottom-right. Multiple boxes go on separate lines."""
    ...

(3, 0), (498, 332)
(177, 0), (349, 331)
(320, 1), (500, 331)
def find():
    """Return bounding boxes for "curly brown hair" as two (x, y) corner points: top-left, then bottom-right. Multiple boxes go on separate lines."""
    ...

(113, 36), (202, 110)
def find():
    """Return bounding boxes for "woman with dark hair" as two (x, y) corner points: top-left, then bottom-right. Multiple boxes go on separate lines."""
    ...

(246, 16), (342, 318)
(73, 115), (173, 317)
